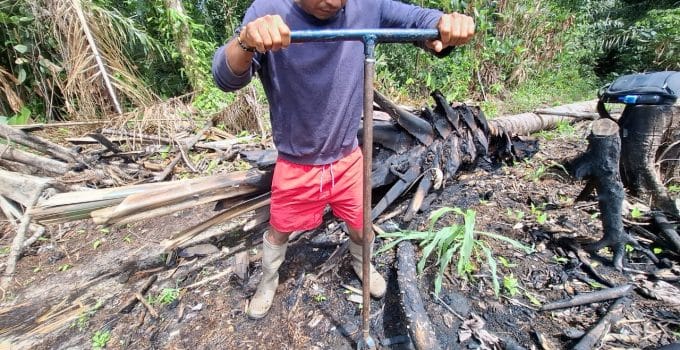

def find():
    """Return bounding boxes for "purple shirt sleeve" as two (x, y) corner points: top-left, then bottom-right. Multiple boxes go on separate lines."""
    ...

(379, 0), (442, 29)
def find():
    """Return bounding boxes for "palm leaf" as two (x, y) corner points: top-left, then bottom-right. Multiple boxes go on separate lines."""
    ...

(427, 206), (456, 231)
(376, 230), (429, 254)
(434, 242), (459, 296)
(417, 226), (450, 273)
(479, 242), (500, 296)
(437, 224), (463, 263)
(456, 209), (476, 276)
(479, 230), (534, 254)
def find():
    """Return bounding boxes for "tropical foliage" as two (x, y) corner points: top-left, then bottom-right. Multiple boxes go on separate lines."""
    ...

(0, 0), (675, 124)
(377, 207), (534, 295)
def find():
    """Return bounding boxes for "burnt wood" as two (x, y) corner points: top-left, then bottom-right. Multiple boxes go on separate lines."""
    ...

(397, 240), (441, 350)
(619, 105), (678, 216)
(565, 119), (631, 270)
(374, 89), (435, 146)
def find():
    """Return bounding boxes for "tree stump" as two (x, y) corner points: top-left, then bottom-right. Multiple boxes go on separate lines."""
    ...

(619, 104), (680, 216)
(566, 119), (632, 269)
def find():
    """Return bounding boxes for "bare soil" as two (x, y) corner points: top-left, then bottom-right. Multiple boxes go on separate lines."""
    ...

(1, 122), (679, 350)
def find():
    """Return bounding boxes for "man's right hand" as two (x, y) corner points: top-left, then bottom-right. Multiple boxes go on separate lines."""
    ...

(240, 15), (291, 53)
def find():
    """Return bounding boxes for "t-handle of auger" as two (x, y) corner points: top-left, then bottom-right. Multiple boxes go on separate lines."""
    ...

(289, 28), (440, 350)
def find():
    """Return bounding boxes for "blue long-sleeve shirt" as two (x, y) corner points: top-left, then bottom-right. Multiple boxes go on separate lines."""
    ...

(212, 0), (443, 165)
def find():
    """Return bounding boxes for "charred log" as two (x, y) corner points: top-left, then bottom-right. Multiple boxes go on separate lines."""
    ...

(397, 240), (441, 350)
(373, 89), (435, 146)
(572, 297), (631, 350)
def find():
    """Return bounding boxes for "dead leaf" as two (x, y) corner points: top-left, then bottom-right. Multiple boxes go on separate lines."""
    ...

(459, 313), (502, 350)
(638, 280), (680, 306)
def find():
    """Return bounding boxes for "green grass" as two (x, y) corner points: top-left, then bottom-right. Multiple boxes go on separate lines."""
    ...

(504, 66), (597, 115)
(378, 207), (534, 296)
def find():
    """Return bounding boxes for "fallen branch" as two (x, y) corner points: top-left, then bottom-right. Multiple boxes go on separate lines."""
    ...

(93, 185), (259, 226)
(397, 240), (441, 350)
(119, 275), (158, 314)
(181, 267), (233, 290)
(101, 128), (174, 145)
(540, 284), (633, 311)
(535, 109), (598, 119)
(0, 145), (71, 175)
(12, 120), (112, 131)
(154, 121), (212, 182)
(92, 170), (270, 223)
(0, 123), (80, 164)
(573, 297), (630, 350)
(162, 194), (271, 250)
(315, 234), (348, 278)
(1, 183), (49, 289)
(0, 195), (21, 226)
(21, 225), (46, 250)
(0, 169), (53, 208)
(135, 292), (159, 318)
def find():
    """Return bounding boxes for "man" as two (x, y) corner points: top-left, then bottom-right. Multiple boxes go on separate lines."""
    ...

(212, 0), (475, 319)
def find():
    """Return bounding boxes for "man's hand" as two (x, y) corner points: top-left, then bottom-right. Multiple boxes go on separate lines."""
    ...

(427, 13), (475, 52)
(240, 15), (291, 53)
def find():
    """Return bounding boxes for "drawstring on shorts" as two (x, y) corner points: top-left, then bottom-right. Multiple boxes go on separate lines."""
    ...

(319, 163), (336, 193)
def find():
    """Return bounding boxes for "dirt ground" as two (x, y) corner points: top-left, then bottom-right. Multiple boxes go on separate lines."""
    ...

(1, 121), (679, 350)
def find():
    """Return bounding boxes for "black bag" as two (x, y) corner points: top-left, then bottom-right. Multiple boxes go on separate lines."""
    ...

(597, 71), (679, 119)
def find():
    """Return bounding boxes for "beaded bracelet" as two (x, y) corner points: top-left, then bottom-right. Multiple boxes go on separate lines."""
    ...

(236, 36), (256, 53)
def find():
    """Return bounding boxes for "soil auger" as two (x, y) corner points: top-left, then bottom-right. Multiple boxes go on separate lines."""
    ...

(290, 29), (440, 350)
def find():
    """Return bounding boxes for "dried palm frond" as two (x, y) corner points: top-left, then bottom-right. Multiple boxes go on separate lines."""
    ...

(41, 0), (157, 119)
(112, 94), (198, 150)
(0, 67), (23, 113)
(212, 85), (266, 136)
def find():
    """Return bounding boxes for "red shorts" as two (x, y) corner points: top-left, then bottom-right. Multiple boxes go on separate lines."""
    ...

(270, 147), (363, 233)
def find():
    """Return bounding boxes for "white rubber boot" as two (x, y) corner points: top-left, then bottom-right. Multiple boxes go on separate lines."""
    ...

(246, 234), (287, 319)
(348, 240), (386, 298)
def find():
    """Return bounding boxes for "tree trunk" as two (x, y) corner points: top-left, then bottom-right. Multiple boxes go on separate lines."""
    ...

(619, 104), (679, 216)
(164, 0), (201, 91)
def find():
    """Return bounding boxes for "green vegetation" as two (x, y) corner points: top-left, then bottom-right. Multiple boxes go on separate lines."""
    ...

(530, 204), (549, 225)
(378, 207), (533, 296)
(151, 288), (180, 306)
(506, 208), (525, 222)
(71, 301), (103, 332)
(630, 207), (644, 219)
(503, 274), (520, 296)
(91, 330), (111, 349)
(1, 0), (673, 124)
(536, 120), (578, 141)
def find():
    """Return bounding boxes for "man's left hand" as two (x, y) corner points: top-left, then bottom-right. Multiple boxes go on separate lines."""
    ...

(427, 12), (475, 52)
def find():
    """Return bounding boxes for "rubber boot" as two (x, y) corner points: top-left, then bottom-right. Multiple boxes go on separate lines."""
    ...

(246, 234), (287, 319)
(348, 240), (386, 298)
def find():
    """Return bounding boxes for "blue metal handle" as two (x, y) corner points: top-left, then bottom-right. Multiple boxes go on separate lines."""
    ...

(290, 28), (439, 43)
